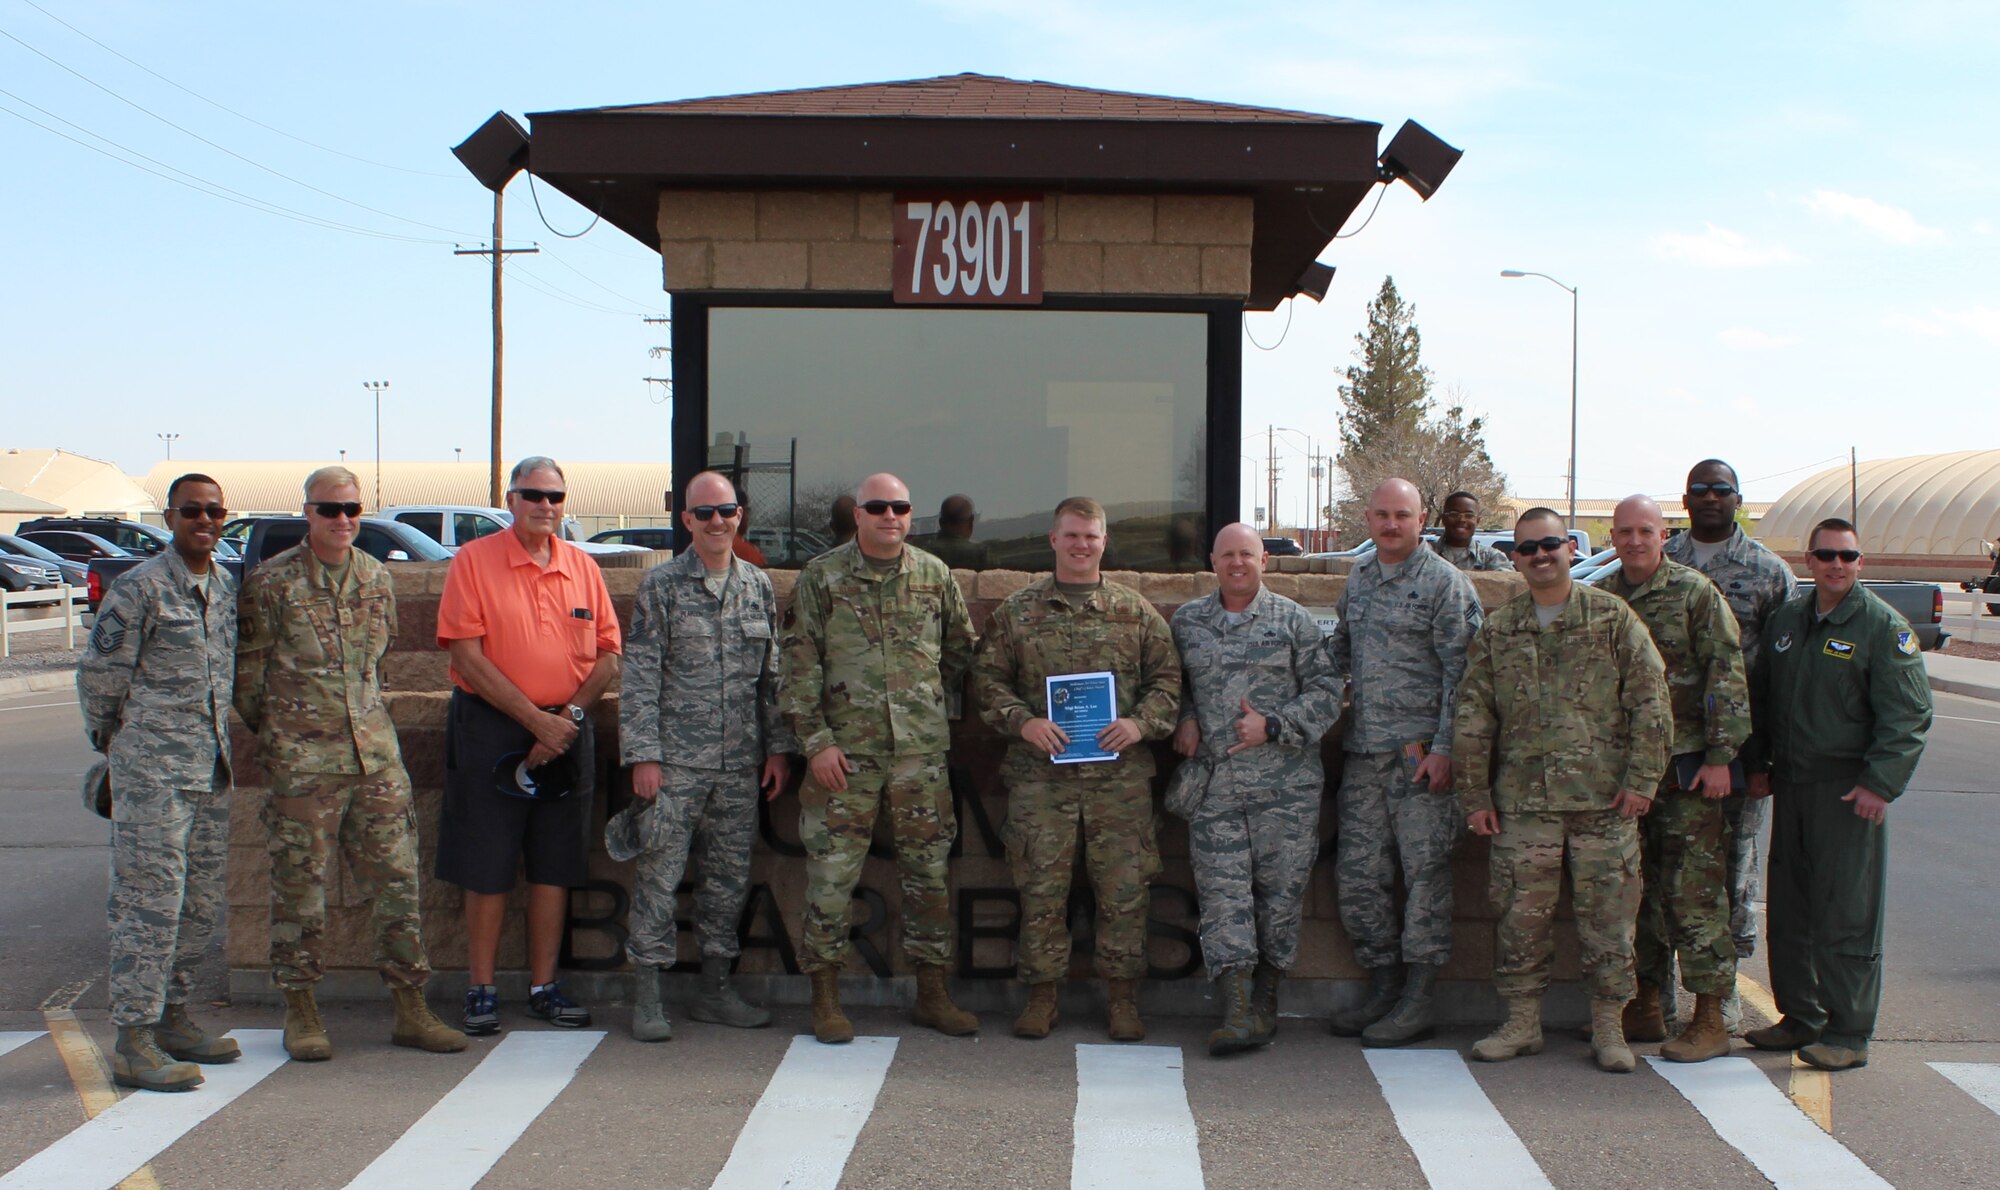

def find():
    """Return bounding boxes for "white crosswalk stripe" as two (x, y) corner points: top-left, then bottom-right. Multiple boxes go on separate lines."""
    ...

(710, 1034), (898, 1190)
(1930, 1061), (2000, 1117)
(0, 1028), (286, 1190)
(343, 1029), (604, 1190)
(0, 1032), (45, 1060)
(1646, 1056), (1893, 1189)
(1072, 1044), (1204, 1190)
(1363, 1049), (1552, 1189)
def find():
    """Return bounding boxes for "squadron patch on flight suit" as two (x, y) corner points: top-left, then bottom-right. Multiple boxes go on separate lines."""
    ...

(1896, 631), (1918, 656)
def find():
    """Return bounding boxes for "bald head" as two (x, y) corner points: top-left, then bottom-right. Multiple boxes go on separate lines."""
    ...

(1611, 493), (1667, 583)
(853, 472), (912, 559)
(1211, 522), (1266, 607)
(1366, 477), (1425, 563)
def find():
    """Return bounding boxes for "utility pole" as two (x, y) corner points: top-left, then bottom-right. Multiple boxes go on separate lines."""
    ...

(1266, 424), (1279, 535)
(364, 381), (389, 509)
(456, 208), (537, 506)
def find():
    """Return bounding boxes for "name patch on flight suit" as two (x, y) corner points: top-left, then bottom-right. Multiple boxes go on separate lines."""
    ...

(1823, 638), (1856, 659)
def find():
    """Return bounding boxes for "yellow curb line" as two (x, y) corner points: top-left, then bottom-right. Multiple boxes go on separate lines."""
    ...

(43, 1005), (163, 1190)
(1736, 972), (1833, 1134)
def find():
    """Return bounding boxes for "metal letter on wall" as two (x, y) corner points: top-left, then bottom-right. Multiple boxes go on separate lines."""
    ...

(892, 194), (1043, 305)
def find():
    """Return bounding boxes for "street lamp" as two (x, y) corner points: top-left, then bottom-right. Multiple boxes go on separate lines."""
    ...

(157, 432), (180, 460)
(363, 381), (390, 509)
(1500, 270), (1579, 529)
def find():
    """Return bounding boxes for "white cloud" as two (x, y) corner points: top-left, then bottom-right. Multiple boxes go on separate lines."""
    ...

(1652, 224), (1798, 268)
(1806, 190), (1944, 244)
(1974, 219), (1995, 236)
(1942, 307), (2000, 342)
(1718, 328), (1799, 350)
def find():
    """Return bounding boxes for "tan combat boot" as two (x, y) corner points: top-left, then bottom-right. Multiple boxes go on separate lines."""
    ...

(1014, 982), (1060, 1039)
(1470, 996), (1543, 1062)
(282, 986), (333, 1062)
(1659, 992), (1731, 1063)
(391, 986), (469, 1053)
(1591, 997), (1637, 1073)
(1622, 981), (1668, 1043)
(810, 968), (854, 1045)
(1207, 969), (1260, 1057)
(155, 1003), (241, 1064)
(111, 1026), (203, 1092)
(1105, 978), (1146, 1042)
(912, 966), (978, 1036)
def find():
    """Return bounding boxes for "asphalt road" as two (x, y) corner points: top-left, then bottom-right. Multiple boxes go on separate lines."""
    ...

(3, 687), (1997, 1189)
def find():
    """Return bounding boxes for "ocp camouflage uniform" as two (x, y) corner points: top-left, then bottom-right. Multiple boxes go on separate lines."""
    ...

(973, 577), (1180, 982)
(1665, 525), (1795, 958)
(619, 551), (794, 968)
(236, 544), (430, 991)
(78, 551), (236, 1027)
(1328, 544), (1482, 969)
(1435, 541), (1515, 572)
(1602, 559), (1750, 996)
(1170, 587), (1343, 974)
(781, 542), (975, 971)
(1456, 584), (1670, 1002)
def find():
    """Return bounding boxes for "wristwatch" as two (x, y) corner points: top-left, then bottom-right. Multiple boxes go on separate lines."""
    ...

(564, 703), (586, 723)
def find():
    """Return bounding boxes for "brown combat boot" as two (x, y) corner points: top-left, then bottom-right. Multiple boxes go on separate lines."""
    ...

(912, 966), (978, 1036)
(282, 986), (332, 1062)
(1470, 996), (1543, 1062)
(1250, 961), (1282, 1043)
(155, 1003), (241, 1064)
(1592, 997), (1637, 1073)
(1105, 978), (1145, 1042)
(1622, 981), (1668, 1043)
(391, 986), (469, 1053)
(1660, 993), (1731, 1063)
(1014, 982), (1060, 1039)
(1207, 969), (1260, 1057)
(810, 968), (853, 1045)
(111, 1026), (203, 1092)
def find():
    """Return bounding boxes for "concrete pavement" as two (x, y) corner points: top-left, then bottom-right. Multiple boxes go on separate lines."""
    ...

(1926, 651), (2000, 703)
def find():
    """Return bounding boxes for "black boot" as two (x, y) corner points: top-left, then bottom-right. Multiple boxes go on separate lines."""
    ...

(1329, 964), (1402, 1037)
(1361, 962), (1438, 1047)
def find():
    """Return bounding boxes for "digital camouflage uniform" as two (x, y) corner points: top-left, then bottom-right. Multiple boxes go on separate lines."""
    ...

(1752, 585), (1931, 1048)
(1665, 525), (1796, 957)
(619, 551), (794, 968)
(236, 544), (430, 991)
(1170, 587), (1344, 975)
(781, 542), (976, 972)
(1435, 541), (1515, 572)
(1455, 584), (1671, 1002)
(1601, 559), (1750, 996)
(972, 577), (1180, 983)
(1328, 544), (1483, 970)
(78, 550), (237, 1027)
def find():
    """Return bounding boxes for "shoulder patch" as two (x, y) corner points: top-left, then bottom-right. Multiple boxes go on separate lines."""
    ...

(90, 608), (127, 654)
(1896, 630), (1918, 656)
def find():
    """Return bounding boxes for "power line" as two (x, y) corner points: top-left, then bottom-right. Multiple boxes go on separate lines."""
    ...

(525, 171), (602, 238)
(539, 247), (663, 309)
(18, 0), (460, 178)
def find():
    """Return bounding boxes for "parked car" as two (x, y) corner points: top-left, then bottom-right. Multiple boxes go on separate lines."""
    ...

(382, 505), (645, 558)
(589, 526), (675, 551)
(18, 516), (173, 558)
(744, 525), (832, 566)
(1262, 537), (1305, 557)
(0, 532), (88, 586)
(17, 529), (133, 565)
(85, 516), (449, 612)
(0, 551), (63, 592)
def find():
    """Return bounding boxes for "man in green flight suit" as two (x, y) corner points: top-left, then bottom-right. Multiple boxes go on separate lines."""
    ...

(1745, 517), (1931, 1072)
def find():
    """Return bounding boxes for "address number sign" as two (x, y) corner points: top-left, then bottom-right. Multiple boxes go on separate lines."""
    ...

(893, 195), (1042, 304)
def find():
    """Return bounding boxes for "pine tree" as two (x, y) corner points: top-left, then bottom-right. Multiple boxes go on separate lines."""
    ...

(1337, 277), (1431, 459)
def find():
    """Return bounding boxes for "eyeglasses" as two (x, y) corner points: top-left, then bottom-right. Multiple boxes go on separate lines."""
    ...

(689, 503), (741, 522)
(170, 503), (229, 521)
(307, 501), (363, 519)
(510, 488), (567, 505)
(1513, 536), (1571, 556)
(860, 500), (913, 516)
(1687, 482), (1738, 498)
(1809, 548), (1862, 563)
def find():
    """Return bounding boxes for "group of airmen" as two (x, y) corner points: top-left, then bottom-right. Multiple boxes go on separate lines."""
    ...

(76, 453), (1929, 1094)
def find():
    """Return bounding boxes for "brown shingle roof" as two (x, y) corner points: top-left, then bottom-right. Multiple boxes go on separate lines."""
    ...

(584, 73), (1357, 124)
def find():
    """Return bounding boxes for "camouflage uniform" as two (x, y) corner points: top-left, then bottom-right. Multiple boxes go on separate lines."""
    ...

(781, 542), (975, 971)
(1456, 584), (1671, 1001)
(236, 544), (430, 991)
(1601, 560), (1750, 996)
(1170, 587), (1343, 974)
(619, 551), (794, 968)
(1665, 526), (1796, 957)
(1328, 544), (1483, 969)
(972, 577), (1181, 983)
(1435, 541), (1515, 572)
(78, 551), (237, 1027)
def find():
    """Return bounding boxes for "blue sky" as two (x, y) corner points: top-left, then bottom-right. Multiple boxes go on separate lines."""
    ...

(3, 1), (1993, 520)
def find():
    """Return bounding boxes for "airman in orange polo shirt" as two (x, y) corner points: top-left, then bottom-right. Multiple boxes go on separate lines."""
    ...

(435, 456), (621, 1035)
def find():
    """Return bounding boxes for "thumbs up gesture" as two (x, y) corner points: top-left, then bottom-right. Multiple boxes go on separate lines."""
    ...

(1228, 695), (1270, 755)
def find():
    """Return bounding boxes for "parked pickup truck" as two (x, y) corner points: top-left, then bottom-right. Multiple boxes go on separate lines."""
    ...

(87, 517), (450, 612)
(1796, 579), (1951, 652)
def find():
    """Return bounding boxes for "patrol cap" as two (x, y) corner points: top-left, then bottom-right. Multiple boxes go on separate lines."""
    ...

(604, 799), (651, 863)
(493, 750), (575, 801)
(81, 758), (111, 819)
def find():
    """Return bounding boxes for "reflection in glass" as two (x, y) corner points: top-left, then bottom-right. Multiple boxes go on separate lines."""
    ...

(708, 308), (1208, 570)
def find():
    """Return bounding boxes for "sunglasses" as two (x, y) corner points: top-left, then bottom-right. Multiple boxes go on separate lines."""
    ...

(308, 501), (363, 519)
(690, 503), (741, 522)
(1512, 536), (1571, 556)
(510, 488), (567, 505)
(1687, 482), (1738, 498)
(860, 500), (914, 516)
(1809, 548), (1862, 563)
(170, 503), (229, 521)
